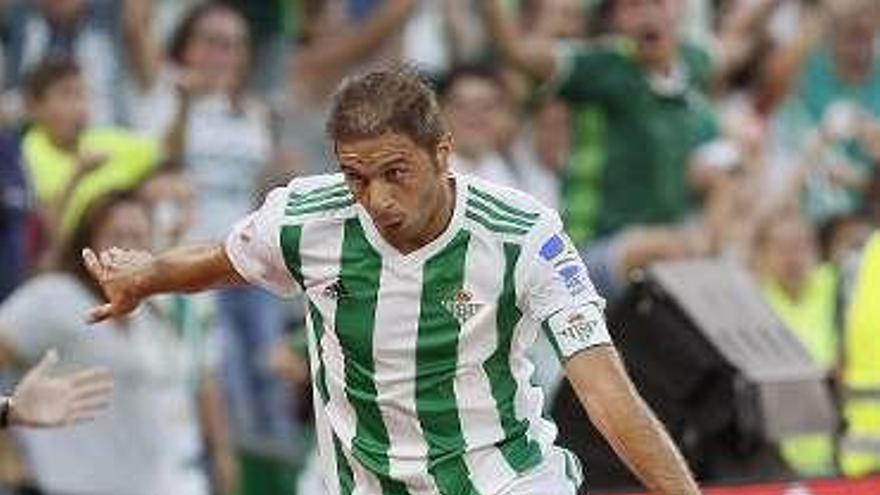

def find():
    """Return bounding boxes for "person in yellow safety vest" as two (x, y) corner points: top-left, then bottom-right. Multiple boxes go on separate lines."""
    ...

(755, 210), (837, 476)
(841, 230), (880, 476)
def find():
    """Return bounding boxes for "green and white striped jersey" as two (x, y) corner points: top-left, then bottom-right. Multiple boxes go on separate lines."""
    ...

(226, 173), (610, 495)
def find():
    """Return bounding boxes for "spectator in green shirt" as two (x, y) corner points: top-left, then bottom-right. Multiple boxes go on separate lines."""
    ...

(483, 0), (722, 299)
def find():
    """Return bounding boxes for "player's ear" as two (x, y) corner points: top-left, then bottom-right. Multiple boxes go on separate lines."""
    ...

(434, 133), (454, 175)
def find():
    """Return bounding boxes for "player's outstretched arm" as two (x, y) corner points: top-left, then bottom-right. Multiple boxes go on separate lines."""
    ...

(6, 349), (113, 428)
(566, 345), (702, 495)
(82, 243), (246, 323)
(478, 0), (558, 82)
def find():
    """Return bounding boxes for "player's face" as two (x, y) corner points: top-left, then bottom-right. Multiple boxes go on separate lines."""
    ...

(336, 132), (454, 251)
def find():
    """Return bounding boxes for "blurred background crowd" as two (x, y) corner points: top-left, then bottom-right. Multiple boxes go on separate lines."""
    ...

(0, 0), (878, 494)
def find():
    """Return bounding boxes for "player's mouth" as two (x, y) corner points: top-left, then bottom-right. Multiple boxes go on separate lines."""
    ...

(377, 216), (405, 231)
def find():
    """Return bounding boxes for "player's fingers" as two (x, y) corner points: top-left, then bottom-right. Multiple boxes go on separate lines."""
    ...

(70, 395), (113, 415)
(99, 251), (113, 269)
(69, 380), (114, 403)
(82, 249), (105, 281)
(86, 304), (114, 324)
(67, 367), (113, 388)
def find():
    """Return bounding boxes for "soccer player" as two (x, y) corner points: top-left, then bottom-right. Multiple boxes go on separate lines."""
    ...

(82, 68), (700, 494)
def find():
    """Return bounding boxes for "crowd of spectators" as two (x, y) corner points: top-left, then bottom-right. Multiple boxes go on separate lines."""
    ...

(0, 0), (877, 493)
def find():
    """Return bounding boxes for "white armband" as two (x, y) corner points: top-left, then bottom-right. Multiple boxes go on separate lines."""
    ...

(542, 302), (611, 360)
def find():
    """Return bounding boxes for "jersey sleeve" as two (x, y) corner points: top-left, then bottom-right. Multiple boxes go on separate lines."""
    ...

(520, 211), (611, 361)
(546, 38), (640, 105)
(225, 186), (299, 298)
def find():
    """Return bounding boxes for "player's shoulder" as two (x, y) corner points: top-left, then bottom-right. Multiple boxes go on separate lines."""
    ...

(285, 173), (347, 196)
(461, 174), (559, 244)
(278, 173), (357, 225)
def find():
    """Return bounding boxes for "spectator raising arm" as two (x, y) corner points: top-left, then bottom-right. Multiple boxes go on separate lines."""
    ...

(441, 0), (486, 66)
(297, 0), (418, 87)
(755, 5), (825, 115)
(0, 349), (113, 429)
(713, 0), (784, 88)
(479, 0), (558, 82)
(162, 71), (209, 161)
(123, 0), (162, 91)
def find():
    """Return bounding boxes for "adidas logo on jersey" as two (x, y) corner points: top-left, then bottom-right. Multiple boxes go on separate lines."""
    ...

(322, 280), (349, 301)
(442, 290), (483, 325)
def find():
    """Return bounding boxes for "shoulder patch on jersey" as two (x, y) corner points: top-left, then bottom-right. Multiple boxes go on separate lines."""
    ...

(464, 185), (540, 237)
(539, 232), (590, 297)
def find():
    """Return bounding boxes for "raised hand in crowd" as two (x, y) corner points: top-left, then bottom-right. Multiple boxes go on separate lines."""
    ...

(8, 349), (113, 429)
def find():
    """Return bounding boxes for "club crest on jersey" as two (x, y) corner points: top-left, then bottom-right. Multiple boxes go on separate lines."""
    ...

(442, 290), (483, 324)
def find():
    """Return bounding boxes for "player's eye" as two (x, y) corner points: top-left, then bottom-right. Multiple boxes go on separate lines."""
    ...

(386, 167), (408, 183)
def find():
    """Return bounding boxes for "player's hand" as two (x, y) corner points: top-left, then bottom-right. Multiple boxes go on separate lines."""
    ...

(10, 349), (113, 428)
(82, 247), (154, 323)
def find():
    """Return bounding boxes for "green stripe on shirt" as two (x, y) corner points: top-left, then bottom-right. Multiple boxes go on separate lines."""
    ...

(287, 181), (347, 202)
(307, 301), (330, 404)
(288, 185), (351, 208)
(467, 186), (539, 220)
(336, 219), (409, 495)
(483, 243), (543, 473)
(334, 435), (355, 495)
(465, 210), (530, 236)
(286, 198), (354, 217)
(280, 225), (305, 288)
(416, 230), (480, 495)
(465, 197), (536, 228)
